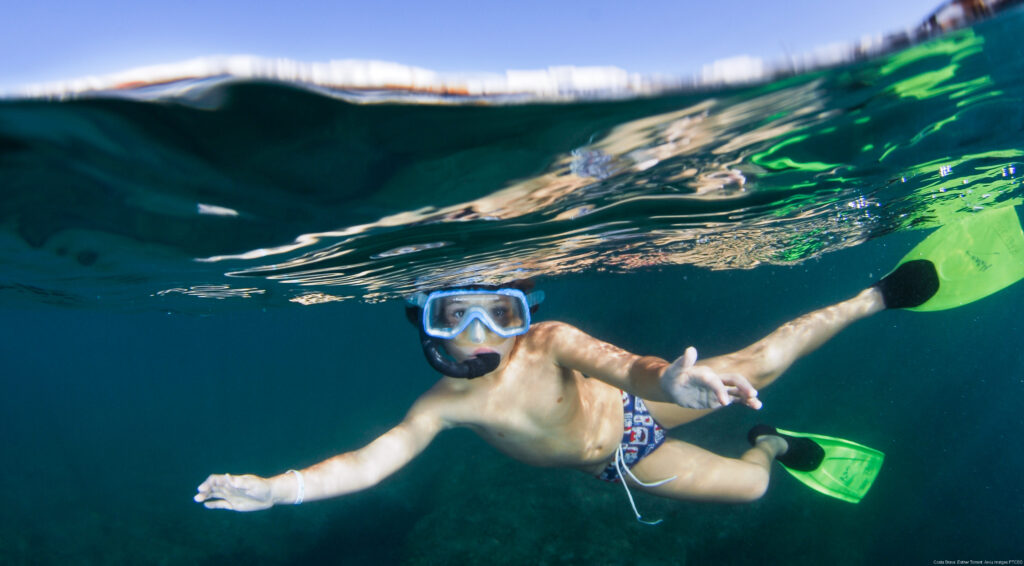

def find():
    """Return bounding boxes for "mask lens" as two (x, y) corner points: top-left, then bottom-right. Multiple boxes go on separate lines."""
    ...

(422, 289), (530, 339)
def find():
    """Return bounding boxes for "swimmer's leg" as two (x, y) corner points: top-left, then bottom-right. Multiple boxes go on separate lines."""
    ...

(698, 287), (885, 391)
(647, 287), (885, 429)
(627, 437), (786, 503)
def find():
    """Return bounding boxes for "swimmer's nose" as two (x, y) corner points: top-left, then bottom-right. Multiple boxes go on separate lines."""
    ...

(466, 319), (487, 344)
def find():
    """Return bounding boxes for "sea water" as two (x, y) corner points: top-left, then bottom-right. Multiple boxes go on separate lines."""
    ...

(1, 7), (1023, 566)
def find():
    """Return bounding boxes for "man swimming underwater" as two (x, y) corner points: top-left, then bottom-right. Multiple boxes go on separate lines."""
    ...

(196, 271), (927, 521)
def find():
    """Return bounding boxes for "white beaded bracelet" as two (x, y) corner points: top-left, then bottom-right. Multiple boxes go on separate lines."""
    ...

(287, 469), (304, 505)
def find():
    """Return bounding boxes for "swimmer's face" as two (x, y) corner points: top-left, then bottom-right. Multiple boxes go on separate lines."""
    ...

(442, 294), (520, 362)
(441, 313), (517, 366)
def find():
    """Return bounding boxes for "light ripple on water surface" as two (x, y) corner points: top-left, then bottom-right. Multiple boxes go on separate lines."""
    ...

(1, 7), (1023, 310)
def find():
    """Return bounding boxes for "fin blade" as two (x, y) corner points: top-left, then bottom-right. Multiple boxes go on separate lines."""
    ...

(897, 206), (1024, 312)
(774, 428), (885, 504)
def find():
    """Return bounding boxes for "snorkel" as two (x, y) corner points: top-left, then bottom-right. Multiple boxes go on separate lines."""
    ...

(405, 283), (544, 379)
(416, 326), (501, 379)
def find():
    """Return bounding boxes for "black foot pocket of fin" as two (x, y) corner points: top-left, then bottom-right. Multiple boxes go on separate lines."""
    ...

(874, 259), (940, 309)
(748, 425), (825, 471)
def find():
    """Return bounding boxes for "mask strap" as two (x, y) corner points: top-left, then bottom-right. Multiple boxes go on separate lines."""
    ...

(407, 292), (429, 307)
(526, 290), (545, 307)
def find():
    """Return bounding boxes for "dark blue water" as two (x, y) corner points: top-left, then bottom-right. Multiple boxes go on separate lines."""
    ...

(2, 6), (1024, 565)
(3, 233), (1022, 564)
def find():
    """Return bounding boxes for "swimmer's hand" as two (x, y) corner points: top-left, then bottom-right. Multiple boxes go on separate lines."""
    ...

(660, 347), (762, 410)
(194, 473), (275, 511)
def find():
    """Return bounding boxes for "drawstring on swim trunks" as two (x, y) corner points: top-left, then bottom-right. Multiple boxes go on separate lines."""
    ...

(613, 444), (677, 525)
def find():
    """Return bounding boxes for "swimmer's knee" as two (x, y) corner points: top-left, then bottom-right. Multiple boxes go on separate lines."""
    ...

(682, 464), (770, 503)
(730, 466), (770, 503)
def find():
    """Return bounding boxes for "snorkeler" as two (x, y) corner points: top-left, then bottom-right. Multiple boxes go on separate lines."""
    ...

(195, 207), (1024, 521)
(193, 281), (884, 521)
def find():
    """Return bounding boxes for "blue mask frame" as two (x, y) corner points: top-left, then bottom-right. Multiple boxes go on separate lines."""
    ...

(417, 288), (533, 339)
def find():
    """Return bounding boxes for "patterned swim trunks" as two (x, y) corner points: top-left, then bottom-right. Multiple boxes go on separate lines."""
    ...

(597, 390), (668, 482)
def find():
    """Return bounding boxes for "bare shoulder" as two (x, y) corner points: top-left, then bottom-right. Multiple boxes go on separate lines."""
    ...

(404, 377), (491, 429)
(517, 320), (586, 358)
(526, 320), (623, 357)
(524, 320), (585, 343)
(532, 320), (579, 332)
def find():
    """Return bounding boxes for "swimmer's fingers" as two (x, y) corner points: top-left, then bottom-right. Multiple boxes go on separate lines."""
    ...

(663, 346), (698, 378)
(195, 474), (273, 511)
(721, 374), (762, 410)
(682, 364), (732, 408)
(663, 347), (744, 409)
(723, 387), (762, 410)
(202, 498), (236, 510)
(194, 475), (238, 510)
(194, 473), (228, 502)
(680, 346), (698, 370)
(195, 473), (241, 498)
(684, 367), (760, 409)
(720, 376), (761, 407)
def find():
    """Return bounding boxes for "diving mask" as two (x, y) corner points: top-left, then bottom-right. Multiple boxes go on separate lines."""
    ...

(406, 286), (544, 379)
(412, 288), (543, 339)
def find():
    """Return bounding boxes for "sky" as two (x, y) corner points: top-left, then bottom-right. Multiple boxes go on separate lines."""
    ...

(2, 0), (945, 91)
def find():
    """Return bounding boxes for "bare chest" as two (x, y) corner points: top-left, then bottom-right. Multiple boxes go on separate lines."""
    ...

(463, 359), (624, 470)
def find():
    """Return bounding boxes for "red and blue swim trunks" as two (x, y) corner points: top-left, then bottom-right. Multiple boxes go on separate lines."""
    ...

(597, 390), (668, 482)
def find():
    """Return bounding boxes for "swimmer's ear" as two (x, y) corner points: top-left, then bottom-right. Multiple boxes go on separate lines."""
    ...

(405, 306), (421, 327)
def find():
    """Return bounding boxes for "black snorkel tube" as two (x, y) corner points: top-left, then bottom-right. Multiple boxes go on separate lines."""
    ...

(417, 328), (500, 379)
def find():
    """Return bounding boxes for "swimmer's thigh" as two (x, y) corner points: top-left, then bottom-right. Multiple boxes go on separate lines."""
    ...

(629, 438), (769, 503)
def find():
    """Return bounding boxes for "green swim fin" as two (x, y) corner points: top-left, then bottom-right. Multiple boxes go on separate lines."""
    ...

(877, 206), (1024, 311)
(750, 425), (885, 504)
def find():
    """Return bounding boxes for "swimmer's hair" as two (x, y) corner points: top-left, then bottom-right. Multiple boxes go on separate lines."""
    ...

(506, 278), (536, 294)
(437, 278), (536, 294)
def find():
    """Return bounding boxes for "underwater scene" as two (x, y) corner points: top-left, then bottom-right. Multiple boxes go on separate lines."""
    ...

(2, 3), (1024, 565)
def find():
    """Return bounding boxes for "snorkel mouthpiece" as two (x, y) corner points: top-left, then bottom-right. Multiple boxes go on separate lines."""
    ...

(419, 329), (500, 379)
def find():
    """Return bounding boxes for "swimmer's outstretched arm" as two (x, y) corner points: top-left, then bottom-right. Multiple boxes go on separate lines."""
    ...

(195, 390), (450, 511)
(541, 321), (758, 410)
(543, 287), (885, 412)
